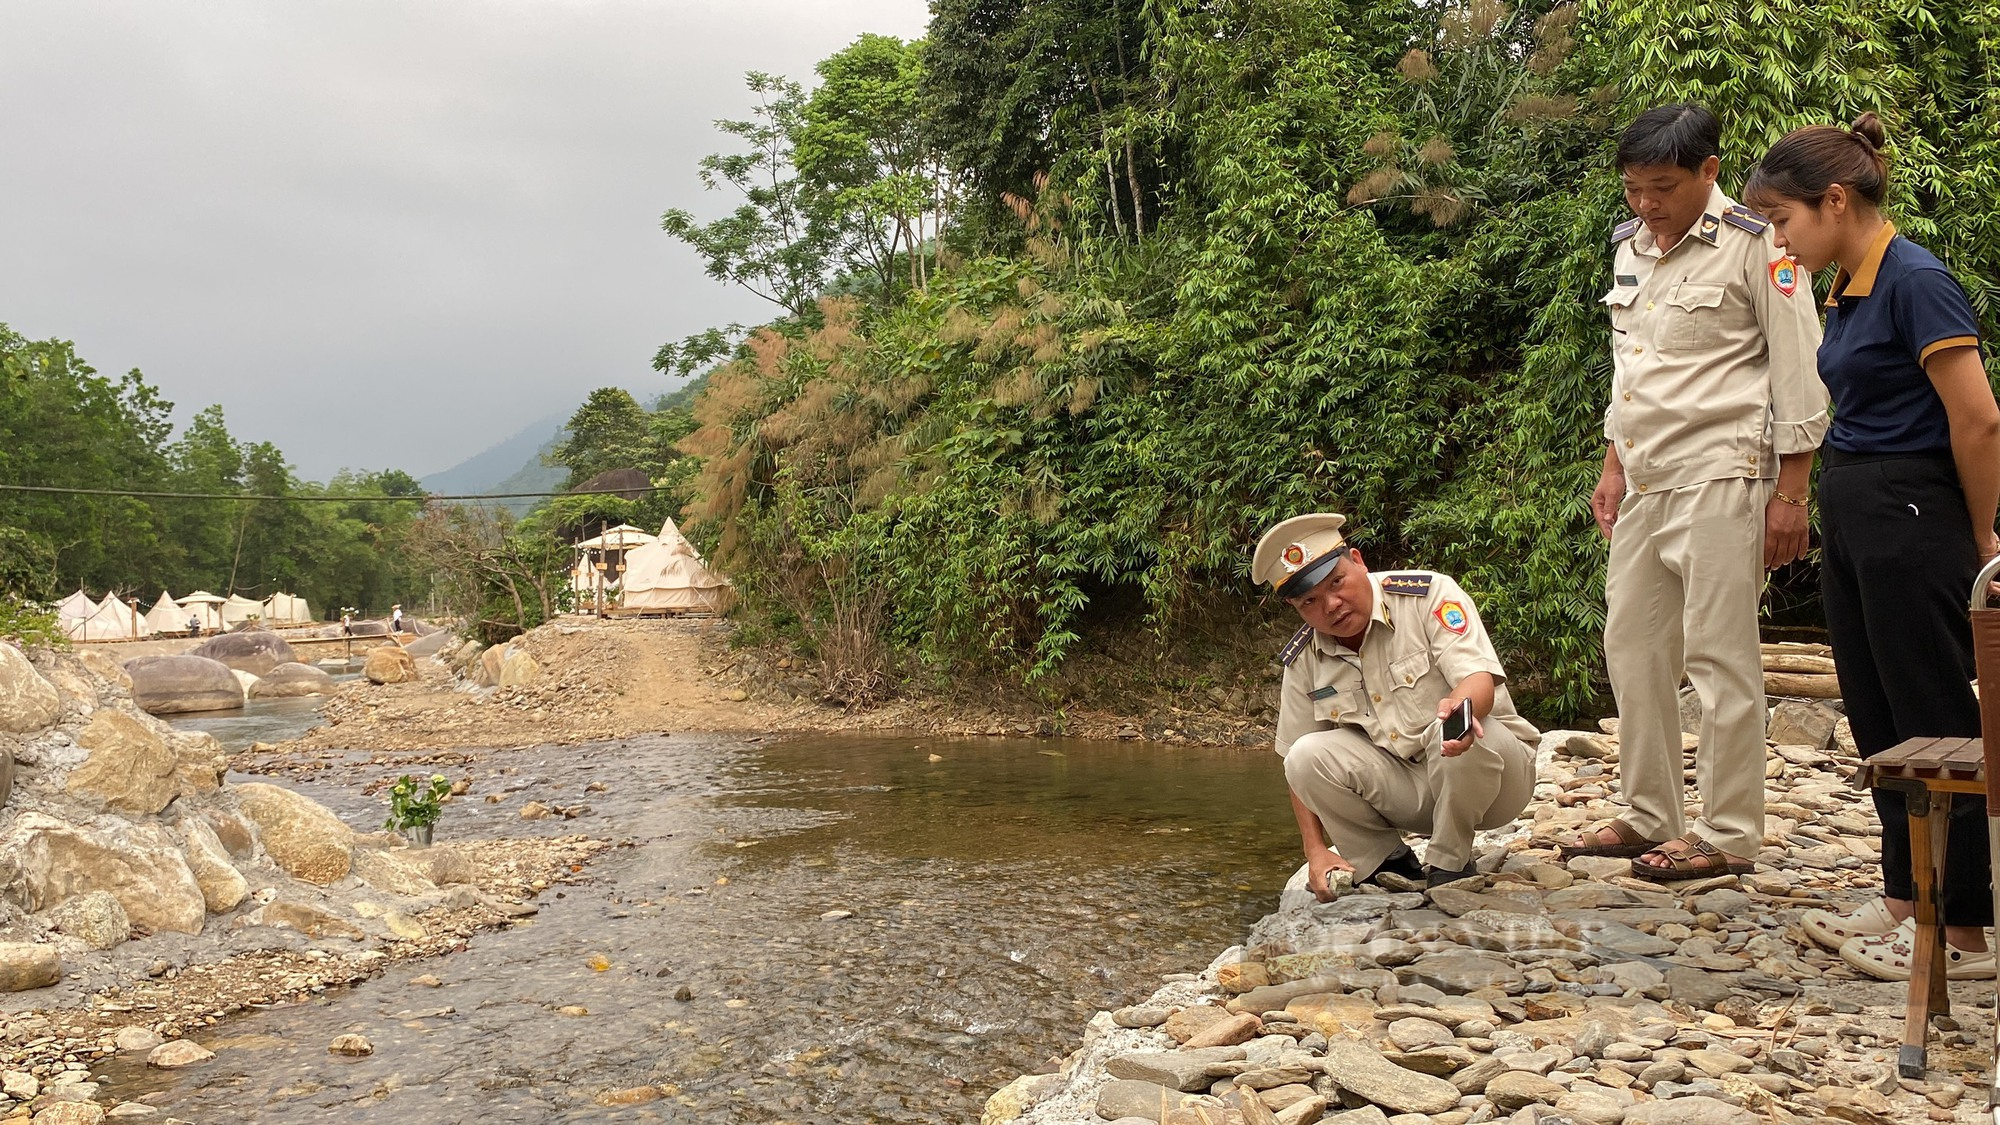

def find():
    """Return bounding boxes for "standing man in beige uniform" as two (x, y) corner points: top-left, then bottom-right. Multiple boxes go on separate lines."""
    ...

(1255, 514), (1540, 894)
(1563, 105), (1829, 881)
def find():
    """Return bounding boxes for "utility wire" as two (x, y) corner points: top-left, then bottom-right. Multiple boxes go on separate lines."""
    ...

(0, 483), (663, 503)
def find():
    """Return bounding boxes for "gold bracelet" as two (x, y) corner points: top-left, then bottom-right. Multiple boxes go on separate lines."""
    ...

(1774, 490), (1810, 508)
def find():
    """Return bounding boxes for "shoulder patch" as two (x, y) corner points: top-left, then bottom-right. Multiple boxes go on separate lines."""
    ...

(1721, 206), (1770, 235)
(1279, 623), (1314, 667)
(1612, 217), (1642, 243)
(1380, 573), (1434, 598)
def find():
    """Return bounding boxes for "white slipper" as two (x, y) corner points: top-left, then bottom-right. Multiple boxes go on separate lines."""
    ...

(1801, 898), (1900, 952)
(1838, 919), (1997, 981)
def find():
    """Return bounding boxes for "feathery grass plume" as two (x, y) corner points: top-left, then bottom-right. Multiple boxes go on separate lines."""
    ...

(1029, 488), (1060, 523)
(1505, 94), (1579, 124)
(747, 328), (792, 379)
(1016, 276), (1042, 299)
(977, 306), (1026, 361)
(1037, 290), (1064, 320)
(857, 466), (901, 509)
(1001, 191), (1041, 233)
(1419, 136), (1456, 166)
(939, 306), (984, 344)
(806, 298), (859, 361)
(1413, 185), (1469, 226)
(1588, 84), (1619, 109)
(1347, 166), (1405, 205)
(1470, 0), (1510, 36)
(1068, 376), (1102, 415)
(1026, 237), (1065, 271)
(1362, 130), (1400, 158)
(1073, 329), (1107, 355)
(1396, 50), (1438, 83)
(1027, 322), (1063, 364)
(991, 367), (1040, 407)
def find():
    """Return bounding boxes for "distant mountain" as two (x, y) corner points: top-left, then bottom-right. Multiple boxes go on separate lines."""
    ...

(420, 414), (568, 500)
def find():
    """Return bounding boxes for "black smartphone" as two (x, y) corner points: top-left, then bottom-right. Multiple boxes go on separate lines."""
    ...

(1442, 698), (1472, 742)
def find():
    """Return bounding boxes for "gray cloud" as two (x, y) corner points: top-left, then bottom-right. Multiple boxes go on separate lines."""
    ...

(0, 0), (928, 480)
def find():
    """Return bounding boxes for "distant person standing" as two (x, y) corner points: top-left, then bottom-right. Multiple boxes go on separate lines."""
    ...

(1745, 115), (2000, 980)
(1561, 105), (1830, 881)
(187, 613), (202, 638)
(391, 605), (404, 633)
(341, 610), (353, 636)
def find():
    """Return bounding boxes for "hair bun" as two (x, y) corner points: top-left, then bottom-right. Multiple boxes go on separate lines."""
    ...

(1850, 112), (1887, 151)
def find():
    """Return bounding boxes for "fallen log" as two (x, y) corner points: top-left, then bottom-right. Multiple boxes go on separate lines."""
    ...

(1765, 672), (1842, 699)
(1761, 642), (1832, 658)
(1761, 654), (1838, 675)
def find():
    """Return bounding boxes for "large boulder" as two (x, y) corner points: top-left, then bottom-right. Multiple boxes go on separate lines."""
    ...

(233, 782), (353, 885)
(0, 944), (60, 992)
(124, 656), (243, 716)
(176, 818), (247, 913)
(168, 732), (228, 800)
(0, 645), (60, 734)
(363, 647), (418, 685)
(250, 662), (335, 699)
(189, 631), (298, 677)
(351, 848), (438, 896)
(499, 648), (540, 688)
(43, 890), (129, 950)
(66, 711), (178, 815)
(403, 630), (453, 658)
(0, 813), (207, 934)
(474, 644), (508, 688)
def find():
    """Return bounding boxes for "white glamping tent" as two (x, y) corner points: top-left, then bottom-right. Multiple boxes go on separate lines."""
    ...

(262, 593), (313, 624)
(68, 594), (148, 641)
(619, 518), (731, 613)
(143, 591), (187, 635)
(219, 595), (265, 627)
(54, 590), (96, 628)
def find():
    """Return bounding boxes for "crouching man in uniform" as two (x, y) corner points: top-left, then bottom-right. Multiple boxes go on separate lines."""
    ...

(1254, 513), (1541, 895)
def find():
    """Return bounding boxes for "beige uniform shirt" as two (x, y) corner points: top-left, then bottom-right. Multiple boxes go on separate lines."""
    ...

(1274, 571), (1540, 761)
(1602, 185), (1829, 495)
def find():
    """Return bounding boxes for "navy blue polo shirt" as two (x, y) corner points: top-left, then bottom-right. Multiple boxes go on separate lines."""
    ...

(1821, 222), (1984, 454)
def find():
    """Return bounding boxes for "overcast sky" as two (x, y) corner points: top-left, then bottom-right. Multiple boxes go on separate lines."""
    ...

(0, 0), (929, 481)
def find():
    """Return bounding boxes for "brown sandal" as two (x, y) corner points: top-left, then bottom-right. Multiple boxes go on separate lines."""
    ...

(1556, 818), (1663, 861)
(1630, 835), (1755, 882)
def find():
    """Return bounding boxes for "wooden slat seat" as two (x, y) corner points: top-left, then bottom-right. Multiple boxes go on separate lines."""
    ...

(1858, 736), (1986, 1078)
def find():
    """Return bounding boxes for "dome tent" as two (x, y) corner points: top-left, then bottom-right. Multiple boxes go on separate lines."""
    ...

(54, 589), (96, 626)
(619, 518), (731, 613)
(261, 593), (313, 625)
(143, 591), (187, 634)
(219, 595), (265, 627)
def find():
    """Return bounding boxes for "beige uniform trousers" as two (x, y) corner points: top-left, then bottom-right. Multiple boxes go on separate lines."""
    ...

(1284, 724), (1537, 877)
(1604, 476), (1770, 857)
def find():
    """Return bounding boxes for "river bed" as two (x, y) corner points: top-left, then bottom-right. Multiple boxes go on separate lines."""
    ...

(112, 726), (1296, 1122)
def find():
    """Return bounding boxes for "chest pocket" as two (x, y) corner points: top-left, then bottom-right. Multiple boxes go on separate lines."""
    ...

(1664, 283), (1727, 352)
(1600, 286), (1639, 333)
(1311, 687), (1367, 724)
(1388, 652), (1433, 694)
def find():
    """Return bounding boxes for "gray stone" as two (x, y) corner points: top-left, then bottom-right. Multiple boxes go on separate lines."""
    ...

(1322, 1109), (1389, 1125)
(1558, 1090), (1633, 1125)
(0, 813), (207, 934)
(1486, 1070), (1566, 1111)
(189, 630), (298, 676)
(1660, 967), (1733, 1011)
(1385, 1017), (1455, 1052)
(1450, 1056), (1510, 1095)
(145, 1040), (214, 1069)
(1113, 1006), (1172, 1029)
(1679, 687), (1703, 736)
(0, 645), (60, 733)
(1689, 889), (1751, 916)
(44, 891), (128, 950)
(0, 943), (60, 991)
(1396, 952), (1526, 995)
(123, 655), (242, 716)
(1766, 702), (1838, 752)
(1104, 1047), (1247, 1092)
(1622, 1096), (1759, 1125)
(1323, 1039), (1461, 1115)
(1568, 920), (1678, 958)
(1094, 1078), (1186, 1120)
(177, 818), (248, 914)
(1427, 884), (1541, 917)
(249, 663), (335, 698)
(234, 782), (354, 885)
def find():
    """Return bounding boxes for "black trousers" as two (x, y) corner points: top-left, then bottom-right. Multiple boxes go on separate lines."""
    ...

(1820, 450), (1991, 926)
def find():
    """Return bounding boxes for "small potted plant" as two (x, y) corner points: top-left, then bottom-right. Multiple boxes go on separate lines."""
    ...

(384, 774), (451, 847)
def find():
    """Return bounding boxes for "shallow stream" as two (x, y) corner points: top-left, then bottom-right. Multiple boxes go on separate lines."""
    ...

(111, 728), (1296, 1122)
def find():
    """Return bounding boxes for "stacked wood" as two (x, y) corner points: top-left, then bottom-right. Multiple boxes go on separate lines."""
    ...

(1761, 642), (1839, 699)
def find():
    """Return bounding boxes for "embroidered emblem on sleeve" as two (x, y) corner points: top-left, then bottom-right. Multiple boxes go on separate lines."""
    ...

(1435, 600), (1469, 635)
(1770, 257), (1799, 297)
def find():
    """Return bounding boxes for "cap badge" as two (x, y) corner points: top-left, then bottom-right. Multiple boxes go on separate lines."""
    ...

(1281, 544), (1307, 572)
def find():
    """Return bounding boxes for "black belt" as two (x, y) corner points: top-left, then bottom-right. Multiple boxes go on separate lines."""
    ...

(1820, 446), (1954, 468)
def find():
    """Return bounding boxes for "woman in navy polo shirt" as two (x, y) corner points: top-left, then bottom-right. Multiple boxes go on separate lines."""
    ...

(1744, 114), (2000, 981)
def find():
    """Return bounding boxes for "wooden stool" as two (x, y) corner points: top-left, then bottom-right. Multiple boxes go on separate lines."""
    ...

(1855, 735), (1986, 1078)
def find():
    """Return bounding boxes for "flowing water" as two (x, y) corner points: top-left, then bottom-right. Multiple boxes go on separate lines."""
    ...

(115, 727), (1297, 1122)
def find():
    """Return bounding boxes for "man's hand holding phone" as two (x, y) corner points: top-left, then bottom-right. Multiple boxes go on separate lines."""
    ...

(1438, 696), (1481, 757)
